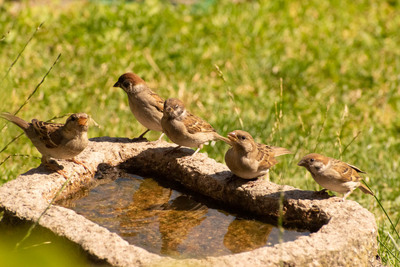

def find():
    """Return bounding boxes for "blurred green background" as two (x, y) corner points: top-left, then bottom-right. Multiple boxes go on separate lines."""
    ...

(0, 0), (399, 265)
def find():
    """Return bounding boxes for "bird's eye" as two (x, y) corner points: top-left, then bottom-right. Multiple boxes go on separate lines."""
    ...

(70, 116), (76, 121)
(122, 81), (130, 88)
(240, 135), (246, 140)
(310, 158), (315, 162)
(174, 105), (179, 109)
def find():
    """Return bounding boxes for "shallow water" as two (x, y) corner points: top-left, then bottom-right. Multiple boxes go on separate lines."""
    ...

(60, 174), (310, 258)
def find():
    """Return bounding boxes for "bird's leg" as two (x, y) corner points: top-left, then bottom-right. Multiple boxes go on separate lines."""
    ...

(137, 129), (150, 140)
(342, 190), (354, 201)
(191, 148), (201, 157)
(68, 158), (93, 175)
(41, 157), (69, 179)
(156, 132), (165, 141)
(55, 169), (69, 179)
(260, 170), (270, 181)
(191, 144), (203, 157)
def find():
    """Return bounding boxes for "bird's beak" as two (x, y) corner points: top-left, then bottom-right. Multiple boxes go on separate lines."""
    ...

(113, 81), (120, 87)
(297, 159), (305, 167)
(78, 117), (88, 126)
(227, 132), (238, 142)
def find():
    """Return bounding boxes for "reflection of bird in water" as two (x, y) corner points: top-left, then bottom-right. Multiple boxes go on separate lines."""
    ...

(117, 179), (208, 257)
(223, 218), (273, 253)
(118, 178), (171, 238)
(158, 195), (208, 257)
(155, 195), (206, 211)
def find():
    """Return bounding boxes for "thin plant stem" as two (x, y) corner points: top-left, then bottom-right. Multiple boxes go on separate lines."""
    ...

(337, 105), (349, 159)
(386, 231), (400, 252)
(214, 64), (244, 128)
(2, 22), (44, 82)
(14, 174), (72, 250)
(341, 131), (361, 156)
(0, 153), (40, 167)
(0, 133), (24, 154)
(13, 53), (61, 116)
(313, 105), (330, 152)
(0, 53), (62, 134)
(0, 30), (10, 41)
(378, 237), (400, 264)
(22, 241), (52, 250)
(365, 180), (400, 240)
(270, 78), (284, 143)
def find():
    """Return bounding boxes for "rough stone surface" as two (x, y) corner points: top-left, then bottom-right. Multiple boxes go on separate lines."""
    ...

(0, 137), (378, 266)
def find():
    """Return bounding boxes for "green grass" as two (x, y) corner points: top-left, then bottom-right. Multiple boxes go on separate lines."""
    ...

(1, 0), (400, 264)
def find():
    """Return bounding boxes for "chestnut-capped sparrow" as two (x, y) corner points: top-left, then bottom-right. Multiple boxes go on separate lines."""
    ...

(297, 153), (373, 200)
(224, 130), (292, 179)
(161, 98), (229, 156)
(1, 112), (90, 176)
(113, 72), (164, 140)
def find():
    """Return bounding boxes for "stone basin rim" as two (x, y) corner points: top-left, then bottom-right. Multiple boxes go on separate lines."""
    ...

(0, 136), (378, 267)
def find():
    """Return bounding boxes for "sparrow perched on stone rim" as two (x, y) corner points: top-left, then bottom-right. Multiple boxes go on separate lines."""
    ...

(224, 130), (292, 179)
(113, 72), (164, 140)
(161, 98), (229, 156)
(1, 112), (91, 176)
(297, 153), (374, 200)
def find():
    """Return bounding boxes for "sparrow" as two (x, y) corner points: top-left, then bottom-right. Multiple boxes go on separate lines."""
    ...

(297, 153), (374, 200)
(224, 130), (292, 179)
(113, 72), (164, 140)
(0, 112), (90, 176)
(161, 98), (229, 156)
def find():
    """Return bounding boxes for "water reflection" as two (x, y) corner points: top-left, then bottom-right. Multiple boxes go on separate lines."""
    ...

(60, 174), (309, 258)
(224, 218), (273, 253)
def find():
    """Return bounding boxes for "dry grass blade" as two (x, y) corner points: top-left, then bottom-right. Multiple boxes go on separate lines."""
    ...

(214, 64), (244, 128)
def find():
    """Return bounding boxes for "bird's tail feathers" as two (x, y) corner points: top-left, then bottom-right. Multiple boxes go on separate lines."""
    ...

(0, 112), (29, 130)
(215, 134), (231, 145)
(272, 146), (292, 157)
(358, 183), (374, 196)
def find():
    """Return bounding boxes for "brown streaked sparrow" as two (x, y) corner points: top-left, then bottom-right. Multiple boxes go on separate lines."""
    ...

(297, 153), (373, 200)
(1, 112), (91, 176)
(113, 72), (164, 140)
(161, 98), (229, 156)
(224, 130), (292, 179)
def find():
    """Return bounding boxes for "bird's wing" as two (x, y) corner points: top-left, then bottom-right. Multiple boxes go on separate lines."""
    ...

(348, 163), (366, 174)
(149, 91), (164, 113)
(31, 119), (64, 148)
(183, 112), (216, 134)
(256, 144), (279, 170)
(331, 159), (362, 182)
